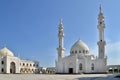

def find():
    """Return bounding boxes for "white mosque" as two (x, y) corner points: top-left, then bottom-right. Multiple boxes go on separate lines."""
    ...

(0, 46), (39, 74)
(56, 5), (107, 74)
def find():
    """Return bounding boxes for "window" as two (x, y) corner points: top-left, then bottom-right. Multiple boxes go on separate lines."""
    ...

(33, 64), (35, 67)
(27, 64), (28, 66)
(79, 50), (81, 53)
(83, 50), (85, 53)
(23, 63), (25, 66)
(75, 51), (77, 53)
(72, 51), (74, 54)
(1, 68), (4, 72)
(1, 61), (4, 65)
(86, 50), (88, 53)
(20, 68), (23, 72)
(30, 64), (32, 66)
(71, 51), (74, 54)
(79, 63), (82, 70)
(100, 22), (102, 24)
(91, 63), (94, 70)
(36, 64), (38, 67)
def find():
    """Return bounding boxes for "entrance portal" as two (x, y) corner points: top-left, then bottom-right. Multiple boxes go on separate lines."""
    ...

(69, 68), (73, 74)
(10, 62), (16, 74)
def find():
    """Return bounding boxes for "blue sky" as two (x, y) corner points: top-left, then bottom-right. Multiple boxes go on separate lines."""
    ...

(0, 0), (120, 67)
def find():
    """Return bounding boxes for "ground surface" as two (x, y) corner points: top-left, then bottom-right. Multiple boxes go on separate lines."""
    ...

(0, 74), (119, 80)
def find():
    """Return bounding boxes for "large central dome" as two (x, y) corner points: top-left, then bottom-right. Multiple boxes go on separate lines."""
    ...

(70, 39), (89, 55)
(0, 47), (14, 57)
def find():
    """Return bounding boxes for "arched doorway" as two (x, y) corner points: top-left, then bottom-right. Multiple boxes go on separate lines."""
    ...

(69, 68), (73, 74)
(10, 62), (16, 74)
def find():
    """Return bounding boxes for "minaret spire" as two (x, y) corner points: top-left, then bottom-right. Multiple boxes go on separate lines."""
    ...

(60, 17), (62, 24)
(100, 4), (102, 13)
(99, 0), (102, 12)
(57, 17), (65, 60)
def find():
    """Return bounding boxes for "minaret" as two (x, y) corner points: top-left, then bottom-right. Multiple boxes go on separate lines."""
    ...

(97, 4), (106, 59)
(57, 17), (65, 60)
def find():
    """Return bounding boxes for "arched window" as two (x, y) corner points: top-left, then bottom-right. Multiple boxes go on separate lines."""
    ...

(36, 64), (38, 67)
(79, 50), (81, 53)
(71, 51), (74, 54)
(72, 51), (74, 53)
(83, 50), (85, 53)
(79, 63), (82, 70)
(100, 22), (102, 24)
(20, 68), (23, 72)
(33, 64), (35, 67)
(28, 69), (30, 71)
(30, 64), (32, 66)
(91, 63), (94, 70)
(1, 68), (4, 72)
(1, 61), (4, 65)
(23, 63), (25, 66)
(27, 63), (28, 66)
(75, 51), (77, 53)
(86, 50), (88, 53)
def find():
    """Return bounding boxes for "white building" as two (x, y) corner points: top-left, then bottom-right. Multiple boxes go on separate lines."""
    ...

(56, 5), (107, 74)
(0, 47), (39, 74)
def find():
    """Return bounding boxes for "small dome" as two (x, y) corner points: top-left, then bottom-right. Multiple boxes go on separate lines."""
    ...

(70, 39), (89, 55)
(0, 47), (14, 57)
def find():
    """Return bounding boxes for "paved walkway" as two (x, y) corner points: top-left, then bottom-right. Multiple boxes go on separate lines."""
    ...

(0, 74), (119, 80)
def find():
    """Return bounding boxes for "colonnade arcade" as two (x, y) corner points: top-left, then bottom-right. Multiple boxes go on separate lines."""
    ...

(108, 65), (120, 73)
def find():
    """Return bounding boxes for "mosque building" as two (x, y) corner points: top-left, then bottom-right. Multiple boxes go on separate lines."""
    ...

(0, 46), (39, 74)
(56, 5), (107, 74)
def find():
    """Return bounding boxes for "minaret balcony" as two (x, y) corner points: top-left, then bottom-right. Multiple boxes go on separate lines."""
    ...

(57, 47), (65, 51)
(97, 40), (106, 45)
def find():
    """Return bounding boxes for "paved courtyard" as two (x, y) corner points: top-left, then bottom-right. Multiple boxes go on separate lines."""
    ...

(0, 74), (119, 80)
